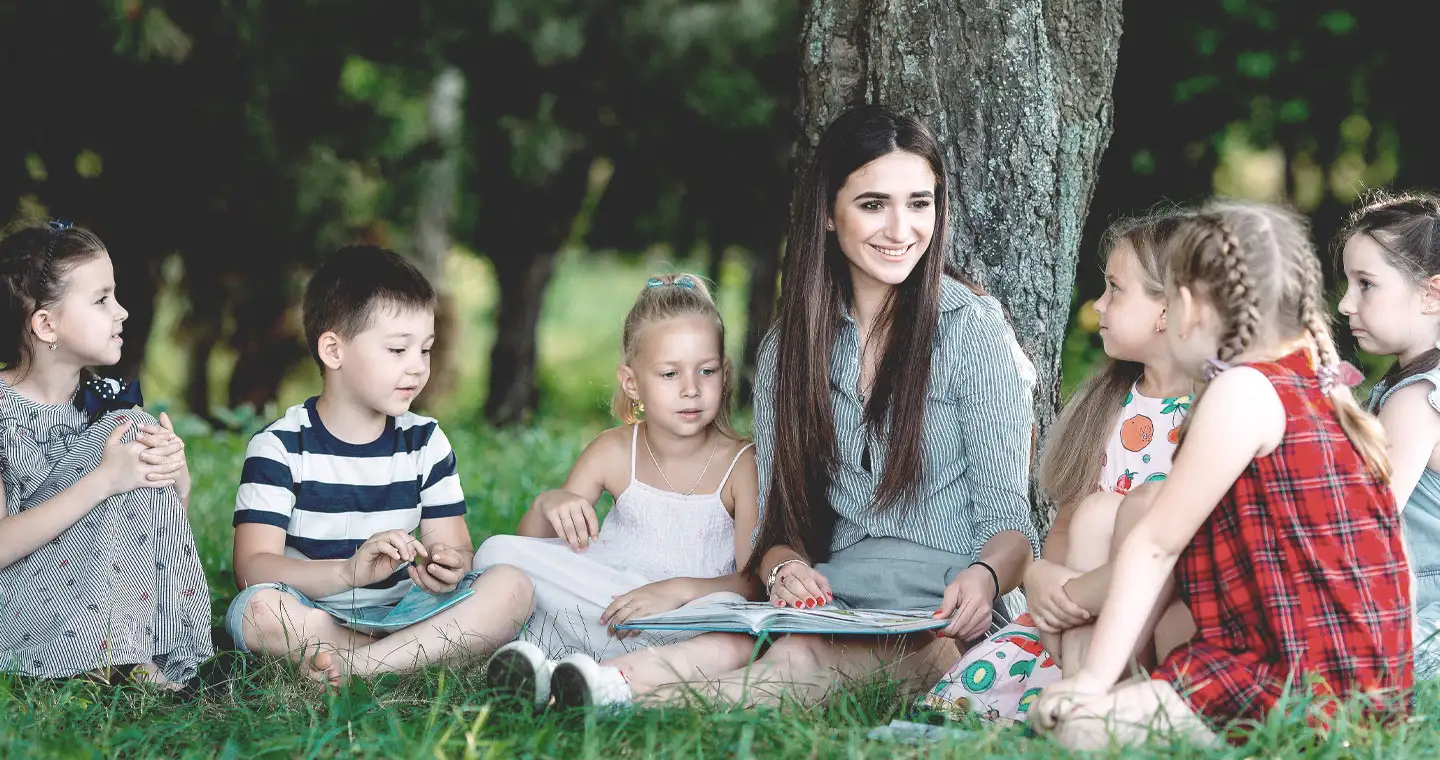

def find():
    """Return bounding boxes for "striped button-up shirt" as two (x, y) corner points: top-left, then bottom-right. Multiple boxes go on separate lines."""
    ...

(753, 276), (1040, 558)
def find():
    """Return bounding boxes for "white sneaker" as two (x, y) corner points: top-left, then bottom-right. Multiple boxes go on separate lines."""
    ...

(484, 640), (555, 711)
(549, 654), (633, 710)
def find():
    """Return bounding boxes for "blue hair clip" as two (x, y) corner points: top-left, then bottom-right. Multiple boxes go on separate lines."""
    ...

(42, 219), (72, 264)
(646, 276), (697, 290)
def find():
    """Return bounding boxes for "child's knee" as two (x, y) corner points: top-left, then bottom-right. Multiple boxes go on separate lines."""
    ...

(241, 589), (303, 641)
(1069, 490), (1124, 542)
(1112, 482), (1163, 538)
(472, 563), (535, 615)
(762, 634), (824, 671)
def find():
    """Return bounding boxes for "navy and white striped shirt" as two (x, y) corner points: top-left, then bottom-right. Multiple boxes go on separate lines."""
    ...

(753, 276), (1040, 558)
(232, 398), (466, 609)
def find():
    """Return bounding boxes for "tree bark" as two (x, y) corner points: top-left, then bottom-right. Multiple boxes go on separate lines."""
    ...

(798, 0), (1123, 528)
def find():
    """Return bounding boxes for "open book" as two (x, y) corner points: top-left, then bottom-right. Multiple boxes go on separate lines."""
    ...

(323, 585), (474, 632)
(614, 600), (948, 636)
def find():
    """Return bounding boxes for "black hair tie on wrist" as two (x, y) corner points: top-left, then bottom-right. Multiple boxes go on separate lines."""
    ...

(969, 560), (1000, 600)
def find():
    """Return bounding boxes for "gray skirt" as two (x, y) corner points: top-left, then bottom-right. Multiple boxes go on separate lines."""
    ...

(814, 537), (1022, 626)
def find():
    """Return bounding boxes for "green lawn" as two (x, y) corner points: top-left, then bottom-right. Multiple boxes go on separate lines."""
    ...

(2, 253), (1433, 757)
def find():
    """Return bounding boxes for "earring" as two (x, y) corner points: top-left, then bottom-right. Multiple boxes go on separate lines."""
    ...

(825, 221), (835, 231)
(632, 399), (645, 415)
(1154, 325), (1164, 333)
(47, 341), (57, 352)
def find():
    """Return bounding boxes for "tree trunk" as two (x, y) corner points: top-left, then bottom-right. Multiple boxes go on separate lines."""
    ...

(483, 250), (561, 425)
(739, 239), (782, 402)
(480, 152), (596, 427)
(799, 0), (1123, 528)
(410, 66), (466, 409)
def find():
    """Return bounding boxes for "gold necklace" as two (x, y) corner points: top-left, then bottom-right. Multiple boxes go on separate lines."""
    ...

(643, 425), (719, 496)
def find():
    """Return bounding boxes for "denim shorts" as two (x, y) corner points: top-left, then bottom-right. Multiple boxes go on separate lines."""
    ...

(224, 571), (482, 653)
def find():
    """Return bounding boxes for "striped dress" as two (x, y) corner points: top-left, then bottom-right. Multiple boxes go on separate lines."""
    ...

(0, 376), (213, 681)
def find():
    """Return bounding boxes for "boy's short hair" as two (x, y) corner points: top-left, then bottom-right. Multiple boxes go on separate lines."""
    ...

(303, 245), (437, 370)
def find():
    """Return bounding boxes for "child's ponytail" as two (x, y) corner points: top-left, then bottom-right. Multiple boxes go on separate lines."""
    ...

(610, 273), (738, 439)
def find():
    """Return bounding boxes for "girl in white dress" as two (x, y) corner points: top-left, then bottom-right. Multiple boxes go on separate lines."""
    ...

(476, 273), (759, 709)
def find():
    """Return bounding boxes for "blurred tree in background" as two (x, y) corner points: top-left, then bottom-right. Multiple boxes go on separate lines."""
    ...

(1, 0), (1435, 424)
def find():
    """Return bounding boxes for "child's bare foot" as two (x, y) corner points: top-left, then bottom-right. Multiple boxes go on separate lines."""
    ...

(129, 663), (187, 692)
(301, 646), (347, 688)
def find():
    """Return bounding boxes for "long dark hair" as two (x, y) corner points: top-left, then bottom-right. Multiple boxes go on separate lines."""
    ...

(1337, 191), (1440, 391)
(747, 104), (961, 573)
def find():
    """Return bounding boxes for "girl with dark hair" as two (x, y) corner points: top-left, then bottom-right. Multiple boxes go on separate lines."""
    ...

(1336, 191), (1440, 679)
(537, 104), (1040, 709)
(0, 220), (212, 688)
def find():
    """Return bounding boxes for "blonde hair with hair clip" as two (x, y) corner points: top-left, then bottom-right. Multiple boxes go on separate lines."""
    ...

(1166, 200), (1391, 480)
(610, 273), (739, 440)
(1039, 210), (1190, 509)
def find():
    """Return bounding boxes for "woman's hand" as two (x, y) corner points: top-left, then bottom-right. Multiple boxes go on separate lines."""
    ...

(601, 578), (695, 638)
(768, 561), (833, 609)
(933, 564), (996, 641)
(1025, 558), (1091, 633)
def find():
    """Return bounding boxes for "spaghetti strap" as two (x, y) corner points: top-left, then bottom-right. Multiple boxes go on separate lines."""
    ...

(629, 424), (640, 485)
(713, 442), (756, 494)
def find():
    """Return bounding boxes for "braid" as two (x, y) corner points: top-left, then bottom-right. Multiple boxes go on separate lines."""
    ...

(1208, 216), (1260, 361)
(1299, 252), (1338, 368)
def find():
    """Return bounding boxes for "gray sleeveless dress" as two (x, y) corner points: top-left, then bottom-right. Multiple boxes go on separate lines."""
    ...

(0, 377), (212, 682)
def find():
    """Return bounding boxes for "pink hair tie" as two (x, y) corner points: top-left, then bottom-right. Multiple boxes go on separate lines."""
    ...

(1318, 361), (1365, 395)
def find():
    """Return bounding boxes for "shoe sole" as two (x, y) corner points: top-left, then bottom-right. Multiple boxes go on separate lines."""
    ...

(549, 662), (590, 710)
(487, 649), (541, 708)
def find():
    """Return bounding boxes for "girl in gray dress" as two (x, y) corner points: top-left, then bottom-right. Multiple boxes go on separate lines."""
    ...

(0, 221), (212, 687)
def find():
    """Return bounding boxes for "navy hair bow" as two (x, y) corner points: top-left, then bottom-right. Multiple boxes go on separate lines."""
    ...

(76, 375), (143, 419)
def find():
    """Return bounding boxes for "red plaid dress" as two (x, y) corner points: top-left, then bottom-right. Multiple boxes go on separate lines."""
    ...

(1151, 351), (1412, 735)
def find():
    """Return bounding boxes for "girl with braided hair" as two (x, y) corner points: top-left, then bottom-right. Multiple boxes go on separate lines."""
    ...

(1034, 200), (1411, 747)
(1337, 191), (1440, 680)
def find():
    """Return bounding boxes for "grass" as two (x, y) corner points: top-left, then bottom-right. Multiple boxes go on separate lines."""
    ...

(3, 253), (1433, 757)
(4, 419), (1439, 757)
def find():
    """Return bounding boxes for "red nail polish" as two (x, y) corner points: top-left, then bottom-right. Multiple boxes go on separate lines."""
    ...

(807, 600), (817, 609)
(793, 601), (803, 608)
(774, 600), (784, 607)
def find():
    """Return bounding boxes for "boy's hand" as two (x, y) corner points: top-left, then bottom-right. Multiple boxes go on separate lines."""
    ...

(601, 578), (694, 639)
(409, 543), (466, 594)
(137, 413), (190, 508)
(343, 530), (426, 589)
(534, 489), (599, 551)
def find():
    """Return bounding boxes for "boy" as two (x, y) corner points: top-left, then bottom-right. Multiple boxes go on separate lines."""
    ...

(227, 246), (533, 684)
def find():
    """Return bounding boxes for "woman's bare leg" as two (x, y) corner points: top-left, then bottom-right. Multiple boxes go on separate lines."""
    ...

(640, 632), (959, 707)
